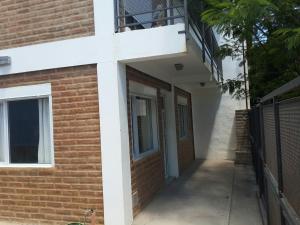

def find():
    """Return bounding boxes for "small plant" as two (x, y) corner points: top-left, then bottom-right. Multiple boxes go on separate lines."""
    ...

(67, 209), (95, 225)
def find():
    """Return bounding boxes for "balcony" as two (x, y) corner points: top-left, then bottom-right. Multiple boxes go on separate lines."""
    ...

(114, 0), (223, 83)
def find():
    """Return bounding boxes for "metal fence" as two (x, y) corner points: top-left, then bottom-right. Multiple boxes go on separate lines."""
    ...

(187, 1), (223, 83)
(114, 0), (223, 82)
(249, 76), (300, 225)
(115, 0), (185, 31)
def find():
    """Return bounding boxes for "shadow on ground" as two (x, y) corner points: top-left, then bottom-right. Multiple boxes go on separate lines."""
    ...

(133, 160), (263, 225)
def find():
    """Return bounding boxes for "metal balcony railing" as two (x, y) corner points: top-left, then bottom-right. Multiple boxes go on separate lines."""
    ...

(114, 0), (223, 82)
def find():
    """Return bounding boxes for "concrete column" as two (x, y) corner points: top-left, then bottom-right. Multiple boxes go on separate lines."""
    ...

(98, 62), (133, 225)
(164, 87), (179, 178)
(93, 1), (134, 224)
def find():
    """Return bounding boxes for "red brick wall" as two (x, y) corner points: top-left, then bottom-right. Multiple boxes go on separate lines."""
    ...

(174, 87), (195, 174)
(0, 0), (95, 50)
(0, 65), (103, 225)
(126, 67), (167, 216)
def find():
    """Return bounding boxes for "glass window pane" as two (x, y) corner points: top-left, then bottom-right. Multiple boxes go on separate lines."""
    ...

(137, 97), (153, 153)
(9, 99), (40, 164)
(0, 103), (4, 162)
(184, 106), (188, 136)
(178, 104), (188, 138)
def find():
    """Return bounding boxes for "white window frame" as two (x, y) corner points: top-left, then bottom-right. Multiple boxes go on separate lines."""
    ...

(0, 83), (54, 168)
(129, 81), (159, 161)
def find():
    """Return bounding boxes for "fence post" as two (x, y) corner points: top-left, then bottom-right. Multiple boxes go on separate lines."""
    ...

(273, 97), (283, 193)
(252, 108), (260, 185)
(259, 103), (266, 164)
(273, 97), (285, 225)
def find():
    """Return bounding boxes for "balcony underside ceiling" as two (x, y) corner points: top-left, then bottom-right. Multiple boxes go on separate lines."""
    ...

(128, 41), (217, 91)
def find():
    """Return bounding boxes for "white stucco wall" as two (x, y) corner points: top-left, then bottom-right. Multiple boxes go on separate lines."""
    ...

(192, 88), (246, 160)
(192, 32), (247, 160)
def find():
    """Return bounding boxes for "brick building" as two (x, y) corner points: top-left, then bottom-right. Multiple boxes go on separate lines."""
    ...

(0, 1), (223, 225)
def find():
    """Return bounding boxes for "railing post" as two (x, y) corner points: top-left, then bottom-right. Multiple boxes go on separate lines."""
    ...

(199, 1), (206, 63)
(114, 0), (119, 32)
(169, 0), (174, 25)
(184, 0), (189, 37)
(210, 30), (214, 76)
(273, 97), (285, 225)
(201, 27), (206, 63)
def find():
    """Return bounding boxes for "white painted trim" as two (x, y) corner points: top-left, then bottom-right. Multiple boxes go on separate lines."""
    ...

(0, 83), (51, 100)
(2, 102), (9, 164)
(132, 149), (160, 161)
(0, 164), (54, 168)
(48, 95), (55, 168)
(0, 36), (99, 76)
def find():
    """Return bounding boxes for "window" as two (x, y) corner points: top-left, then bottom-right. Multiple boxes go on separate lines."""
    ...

(178, 104), (189, 139)
(0, 84), (53, 167)
(178, 104), (188, 138)
(131, 95), (159, 159)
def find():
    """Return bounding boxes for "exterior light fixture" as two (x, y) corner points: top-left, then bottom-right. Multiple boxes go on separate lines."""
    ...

(0, 56), (11, 66)
(200, 82), (206, 87)
(174, 63), (184, 71)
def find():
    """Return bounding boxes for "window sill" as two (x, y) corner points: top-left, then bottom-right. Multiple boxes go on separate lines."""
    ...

(179, 136), (189, 141)
(133, 149), (159, 162)
(0, 164), (54, 168)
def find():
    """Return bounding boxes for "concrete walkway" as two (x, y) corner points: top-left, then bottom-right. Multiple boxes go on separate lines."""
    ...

(133, 160), (263, 225)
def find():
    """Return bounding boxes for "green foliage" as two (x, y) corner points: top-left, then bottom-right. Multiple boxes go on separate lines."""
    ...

(201, 0), (277, 42)
(273, 28), (300, 49)
(222, 73), (247, 100)
(198, 0), (300, 104)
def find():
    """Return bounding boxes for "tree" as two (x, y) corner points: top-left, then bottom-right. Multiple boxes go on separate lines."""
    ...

(198, 0), (300, 104)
